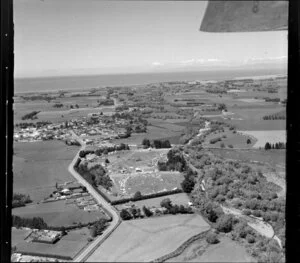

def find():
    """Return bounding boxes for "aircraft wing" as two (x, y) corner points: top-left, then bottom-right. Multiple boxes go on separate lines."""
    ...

(200, 1), (288, 32)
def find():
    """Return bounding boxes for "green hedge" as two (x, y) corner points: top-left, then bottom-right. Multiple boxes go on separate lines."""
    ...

(111, 189), (183, 205)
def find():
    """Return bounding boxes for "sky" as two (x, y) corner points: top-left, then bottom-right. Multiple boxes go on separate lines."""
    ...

(14, 0), (287, 78)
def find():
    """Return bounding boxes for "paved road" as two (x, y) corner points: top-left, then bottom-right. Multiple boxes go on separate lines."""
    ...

(68, 131), (121, 262)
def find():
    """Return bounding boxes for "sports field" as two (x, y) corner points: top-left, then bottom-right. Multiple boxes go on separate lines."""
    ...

(87, 214), (210, 262)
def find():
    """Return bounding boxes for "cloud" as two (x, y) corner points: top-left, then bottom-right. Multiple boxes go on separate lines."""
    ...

(179, 58), (222, 66)
(243, 56), (287, 64)
(151, 61), (164, 67)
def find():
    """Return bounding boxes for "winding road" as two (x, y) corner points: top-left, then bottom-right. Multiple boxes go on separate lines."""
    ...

(68, 131), (121, 262)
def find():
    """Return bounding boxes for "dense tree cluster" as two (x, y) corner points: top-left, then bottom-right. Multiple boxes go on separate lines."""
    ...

(209, 137), (222, 144)
(142, 138), (171, 149)
(12, 193), (32, 208)
(21, 111), (40, 120)
(75, 161), (112, 190)
(89, 218), (109, 237)
(188, 150), (285, 250)
(157, 148), (187, 172)
(217, 103), (227, 111)
(12, 215), (48, 229)
(181, 168), (197, 193)
(264, 142), (286, 150)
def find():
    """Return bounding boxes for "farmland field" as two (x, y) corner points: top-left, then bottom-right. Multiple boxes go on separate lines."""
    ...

(87, 214), (210, 262)
(166, 236), (255, 262)
(203, 130), (256, 149)
(13, 141), (79, 202)
(210, 149), (285, 167)
(238, 130), (286, 148)
(12, 200), (108, 227)
(12, 227), (32, 247)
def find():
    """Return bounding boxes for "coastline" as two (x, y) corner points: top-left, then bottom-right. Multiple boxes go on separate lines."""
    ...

(14, 69), (287, 95)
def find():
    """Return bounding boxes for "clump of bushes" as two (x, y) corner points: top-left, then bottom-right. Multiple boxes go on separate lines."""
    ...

(21, 111), (40, 120)
(209, 137), (222, 144)
(12, 193), (32, 208)
(206, 232), (219, 244)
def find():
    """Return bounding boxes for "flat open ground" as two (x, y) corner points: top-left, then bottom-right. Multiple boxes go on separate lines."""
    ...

(15, 227), (91, 260)
(13, 141), (79, 202)
(12, 200), (108, 227)
(87, 214), (210, 262)
(238, 130), (286, 148)
(115, 193), (190, 211)
(166, 236), (255, 262)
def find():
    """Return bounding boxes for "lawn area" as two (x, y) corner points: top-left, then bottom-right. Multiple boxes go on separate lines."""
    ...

(115, 193), (190, 211)
(87, 214), (210, 262)
(13, 141), (79, 202)
(166, 236), (255, 262)
(238, 130), (286, 148)
(12, 200), (108, 227)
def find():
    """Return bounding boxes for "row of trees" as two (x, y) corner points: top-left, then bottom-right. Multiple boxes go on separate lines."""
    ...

(21, 95), (54, 102)
(119, 198), (193, 220)
(264, 97), (280, 103)
(79, 143), (130, 158)
(15, 121), (52, 129)
(142, 138), (171, 149)
(160, 198), (193, 215)
(262, 114), (286, 120)
(53, 103), (64, 108)
(264, 142), (286, 150)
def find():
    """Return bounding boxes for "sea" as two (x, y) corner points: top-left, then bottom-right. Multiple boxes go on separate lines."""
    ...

(14, 68), (286, 94)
